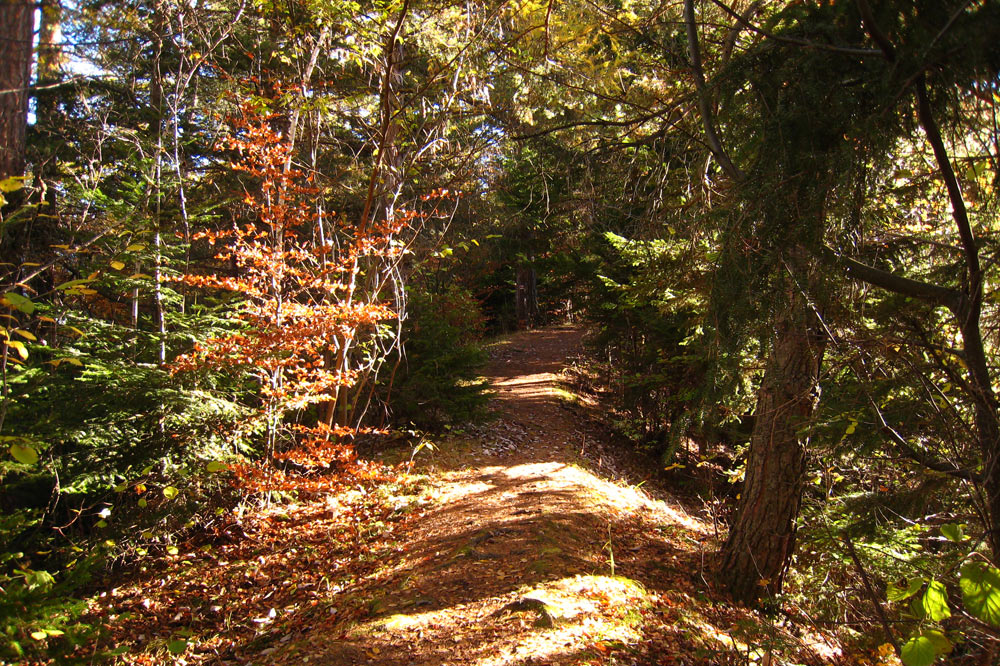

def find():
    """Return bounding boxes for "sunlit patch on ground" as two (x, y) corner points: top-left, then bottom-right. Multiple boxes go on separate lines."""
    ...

(509, 461), (709, 535)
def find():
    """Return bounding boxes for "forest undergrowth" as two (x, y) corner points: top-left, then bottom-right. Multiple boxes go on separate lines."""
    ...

(42, 325), (892, 666)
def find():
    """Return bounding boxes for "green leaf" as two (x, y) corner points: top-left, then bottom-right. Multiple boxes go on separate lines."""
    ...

(163, 486), (179, 500)
(167, 638), (188, 654)
(901, 635), (936, 666)
(108, 645), (129, 656)
(9, 444), (39, 465)
(30, 631), (48, 641)
(889, 577), (925, 602)
(138, 498), (148, 508)
(960, 561), (1000, 626)
(901, 631), (951, 666)
(166, 545), (179, 555)
(940, 523), (965, 543)
(25, 569), (55, 591)
(921, 580), (951, 621)
(206, 461), (227, 473)
(2, 292), (35, 314)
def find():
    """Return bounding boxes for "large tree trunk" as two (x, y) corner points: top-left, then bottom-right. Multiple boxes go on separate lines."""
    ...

(515, 263), (538, 328)
(720, 285), (825, 605)
(0, 0), (34, 181)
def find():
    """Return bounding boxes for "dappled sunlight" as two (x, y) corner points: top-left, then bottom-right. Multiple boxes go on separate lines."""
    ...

(494, 373), (561, 388)
(427, 475), (498, 505)
(801, 631), (845, 662)
(685, 617), (748, 652)
(550, 462), (710, 535)
(276, 442), (719, 664)
(90, 325), (842, 665)
(345, 574), (655, 666)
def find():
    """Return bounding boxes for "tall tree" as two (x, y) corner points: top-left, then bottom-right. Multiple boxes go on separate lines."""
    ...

(690, 0), (1000, 603)
(824, 0), (1000, 558)
(0, 0), (33, 181)
(684, 0), (840, 603)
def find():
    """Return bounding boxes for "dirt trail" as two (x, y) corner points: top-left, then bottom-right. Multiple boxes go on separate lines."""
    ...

(98, 326), (842, 665)
(293, 326), (714, 665)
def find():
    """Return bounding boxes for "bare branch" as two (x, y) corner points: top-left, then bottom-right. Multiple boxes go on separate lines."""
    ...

(855, 0), (896, 61)
(916, 78), (981, 291)
(683, 0), (744, 181)
(820, 245), (963, 314)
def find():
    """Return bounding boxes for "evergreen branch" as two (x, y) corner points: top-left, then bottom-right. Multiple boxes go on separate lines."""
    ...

(510, 111), (675, 141)
(882, 424), (983, 484)
(851, 362), (982, 483)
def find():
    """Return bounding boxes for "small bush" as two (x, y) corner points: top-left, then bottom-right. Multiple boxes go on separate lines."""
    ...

(387, 285), (490, 429)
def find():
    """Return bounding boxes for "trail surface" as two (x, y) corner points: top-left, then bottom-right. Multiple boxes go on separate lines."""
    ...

(97, 325), (843, 665)
(296, 325), (713, 665)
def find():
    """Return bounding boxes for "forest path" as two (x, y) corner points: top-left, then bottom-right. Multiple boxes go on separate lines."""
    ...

(97, 326), (840, 665)
(290, 325), (715, 665)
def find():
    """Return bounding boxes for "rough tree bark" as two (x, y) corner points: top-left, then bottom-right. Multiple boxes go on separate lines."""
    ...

(720, 281), (825, 604)
(0, 0), (34, 181)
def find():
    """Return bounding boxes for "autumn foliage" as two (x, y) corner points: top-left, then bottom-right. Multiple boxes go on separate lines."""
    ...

(172, 102), (407, 492)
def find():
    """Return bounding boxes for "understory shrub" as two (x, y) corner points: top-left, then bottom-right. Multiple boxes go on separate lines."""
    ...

(386, 284), (490, 429)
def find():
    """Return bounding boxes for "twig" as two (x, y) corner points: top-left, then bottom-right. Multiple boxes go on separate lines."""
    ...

(841, 531), (901, 656)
